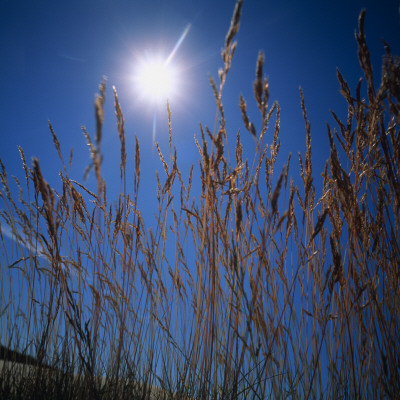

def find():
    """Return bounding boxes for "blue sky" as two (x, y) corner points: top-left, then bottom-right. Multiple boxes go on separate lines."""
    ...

(1, 0), (399, 241)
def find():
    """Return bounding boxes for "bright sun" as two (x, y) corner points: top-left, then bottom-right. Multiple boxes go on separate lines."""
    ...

(133, 24), (191, 106)
(135, 56), (178, 104)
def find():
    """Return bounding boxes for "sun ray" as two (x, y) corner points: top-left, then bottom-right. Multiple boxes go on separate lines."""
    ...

(165, 23), (191, 67)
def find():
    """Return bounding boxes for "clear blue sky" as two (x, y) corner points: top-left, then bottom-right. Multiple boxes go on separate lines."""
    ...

(1, 0), (399, 226)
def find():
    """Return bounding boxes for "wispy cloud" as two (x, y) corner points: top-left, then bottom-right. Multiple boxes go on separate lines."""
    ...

(0, 223), (44, 258)
(57, 52), (86, 63)
(1, 223), (80, 277)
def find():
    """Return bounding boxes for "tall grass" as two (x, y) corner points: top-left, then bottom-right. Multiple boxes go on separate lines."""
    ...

(1, 1), (399, 398)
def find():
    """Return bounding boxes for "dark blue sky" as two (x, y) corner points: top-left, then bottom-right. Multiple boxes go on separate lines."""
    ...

(1, 0), (399, 224)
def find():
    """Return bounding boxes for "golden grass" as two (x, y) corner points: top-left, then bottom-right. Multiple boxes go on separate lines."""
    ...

(1, 2), (399, 399)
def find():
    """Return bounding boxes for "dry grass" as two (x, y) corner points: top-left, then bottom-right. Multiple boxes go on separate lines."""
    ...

(1, 2), (399, 399)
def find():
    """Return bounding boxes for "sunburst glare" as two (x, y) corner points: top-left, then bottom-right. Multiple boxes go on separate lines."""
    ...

(134, 23), (191, 105)
(136, 56), (177, 104)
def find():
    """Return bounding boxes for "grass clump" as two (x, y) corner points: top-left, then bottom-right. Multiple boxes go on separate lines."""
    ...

(1, 2), (399, 399)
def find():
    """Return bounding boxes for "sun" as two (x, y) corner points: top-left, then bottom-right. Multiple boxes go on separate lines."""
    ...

(132, 24), (191, 106)
(135, 55), (178, 104)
